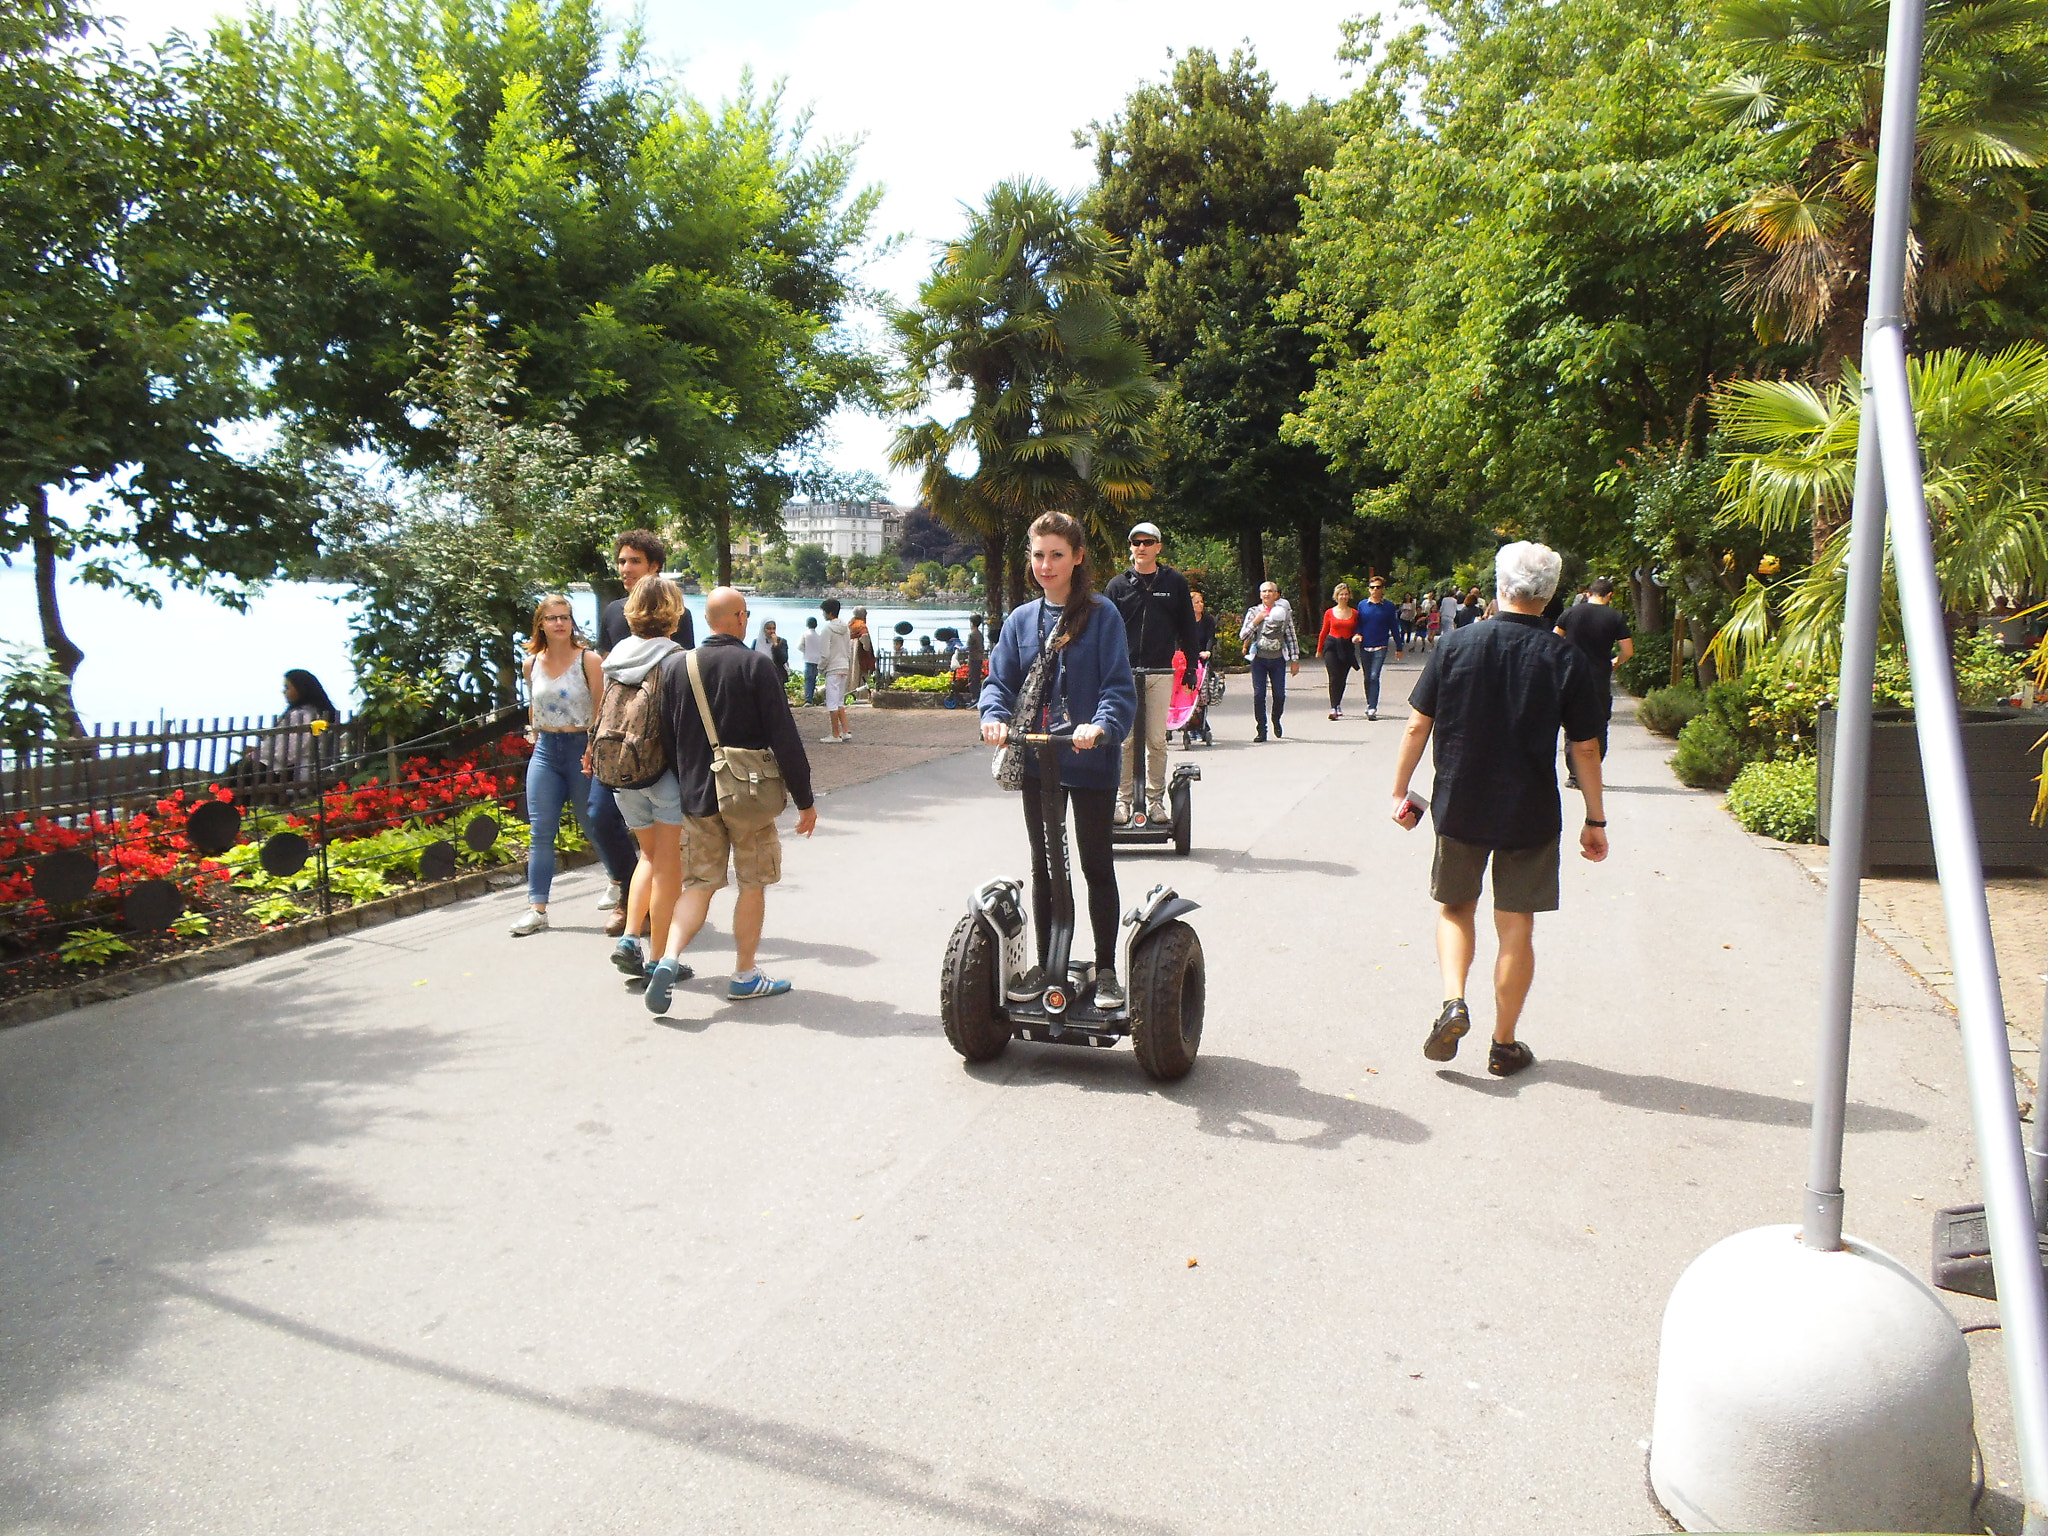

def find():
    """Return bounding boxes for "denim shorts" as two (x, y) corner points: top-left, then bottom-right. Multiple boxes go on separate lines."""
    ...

(613, 770), (683, 830)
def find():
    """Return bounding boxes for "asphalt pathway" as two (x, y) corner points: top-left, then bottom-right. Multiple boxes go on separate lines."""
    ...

(0, 654), (2016, 1533)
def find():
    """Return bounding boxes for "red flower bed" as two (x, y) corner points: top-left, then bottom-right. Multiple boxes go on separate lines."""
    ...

(319, 742), (524, 834)
(0, 785), (237, 922)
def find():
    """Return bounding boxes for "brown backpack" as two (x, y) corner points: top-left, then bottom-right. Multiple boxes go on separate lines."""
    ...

(591, 666), (670, 789)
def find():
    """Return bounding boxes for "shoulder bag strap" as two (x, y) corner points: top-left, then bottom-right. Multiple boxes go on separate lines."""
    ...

(686, 649), (721, 750)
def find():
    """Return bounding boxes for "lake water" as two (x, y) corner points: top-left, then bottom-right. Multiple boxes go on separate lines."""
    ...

(0, 564), (982, 728)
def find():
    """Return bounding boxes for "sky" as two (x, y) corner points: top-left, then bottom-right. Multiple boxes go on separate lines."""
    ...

(96, 0), (1378, 499)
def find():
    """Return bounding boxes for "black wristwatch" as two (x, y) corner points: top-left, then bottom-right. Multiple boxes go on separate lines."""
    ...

(1585, 818), (1607, 827)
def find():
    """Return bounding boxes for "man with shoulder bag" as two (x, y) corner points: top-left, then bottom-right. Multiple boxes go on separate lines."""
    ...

(640, 586), (817, 1013)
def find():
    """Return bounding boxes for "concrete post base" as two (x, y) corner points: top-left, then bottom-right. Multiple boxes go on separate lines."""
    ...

(1650, 1224), (1975, 1533)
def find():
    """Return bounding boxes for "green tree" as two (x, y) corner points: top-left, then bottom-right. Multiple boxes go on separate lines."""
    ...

(1084, 47), (1347, 612)
(792, 543), (829, 585)
(314, 293), (642, 714)
(1710, 343), (2048, 672)
(1702, 0), (2048, 380)
(890, 179), (1161, 620)
(1287, 0), (1764, 578)
(226, 0), (884, 586)
(1, 0), (330, 721)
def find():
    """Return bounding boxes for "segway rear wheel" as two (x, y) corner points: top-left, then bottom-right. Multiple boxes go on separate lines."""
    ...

(1128, 919), (1203, 1081)
(940, 912), (1009, 1063)
(1171, 780), (1191, 856)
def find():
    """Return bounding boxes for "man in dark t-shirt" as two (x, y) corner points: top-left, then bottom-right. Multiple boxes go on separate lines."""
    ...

(1390, 541), (1609, 1078)
(1556, 576), (1633, 778)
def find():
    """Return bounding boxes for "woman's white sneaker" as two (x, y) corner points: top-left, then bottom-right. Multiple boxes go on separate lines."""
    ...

(510, 907), (548, 937)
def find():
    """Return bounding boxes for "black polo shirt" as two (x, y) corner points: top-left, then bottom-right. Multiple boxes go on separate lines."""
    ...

(1409, 611), (1605, 849)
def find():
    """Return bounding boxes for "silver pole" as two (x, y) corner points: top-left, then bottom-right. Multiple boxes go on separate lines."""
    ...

(1858, 0), (2048, 1524)
(2034, 980), (2048, 1231)
(1803, 394), (1886, 1252)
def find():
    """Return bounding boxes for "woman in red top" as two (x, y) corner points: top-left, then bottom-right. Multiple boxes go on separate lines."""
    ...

(1315, 583), (1362, 719)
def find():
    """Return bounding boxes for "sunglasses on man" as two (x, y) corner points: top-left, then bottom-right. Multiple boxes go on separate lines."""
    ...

(1129, 537), (1159, 547)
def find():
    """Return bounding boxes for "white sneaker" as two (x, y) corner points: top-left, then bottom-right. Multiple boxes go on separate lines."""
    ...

(1367, 708), (1378, 720)
(1113, 801), (1133, 827)
(820, 733), (842, 743)
(599, 881), (623, 909)
(1146, 798), (1168, 824)
(510, 907), (548, 937)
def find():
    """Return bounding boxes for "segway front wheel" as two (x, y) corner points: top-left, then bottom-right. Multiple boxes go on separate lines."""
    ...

(1171, 780), (1191, 856)
(940, 912), (1009, 1063)
(1128, 919), (1203, 1081)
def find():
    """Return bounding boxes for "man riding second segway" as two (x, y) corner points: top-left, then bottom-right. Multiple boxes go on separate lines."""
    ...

(1103, 521), (1200, 829)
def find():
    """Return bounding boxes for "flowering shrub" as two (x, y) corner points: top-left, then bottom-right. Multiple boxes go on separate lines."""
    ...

(1, 785), (236, 926)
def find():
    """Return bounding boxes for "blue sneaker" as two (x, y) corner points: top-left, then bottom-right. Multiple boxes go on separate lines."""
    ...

(612, 937), (648, 977)
(728, 972), (791, 1001)
(642, 957), (694, 1015)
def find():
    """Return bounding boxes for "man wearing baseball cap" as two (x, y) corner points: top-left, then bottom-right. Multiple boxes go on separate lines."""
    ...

(1103, 520), (1201, 826)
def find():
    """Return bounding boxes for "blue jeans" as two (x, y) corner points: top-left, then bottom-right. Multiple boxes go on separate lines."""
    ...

(526, 732), (602, 904)
(1251, 657), (1288, 734)
(586, 778), (640, 887)
(1358, 643), (1391, 711)
(803, 662), (818, 704)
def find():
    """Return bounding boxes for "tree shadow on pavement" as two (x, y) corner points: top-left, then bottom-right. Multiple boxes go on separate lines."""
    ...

(1187, 850), (1360, 878)
(976, 1050), (1430, 1148)
(649, 987), (939, 1040)
(1434, 1059), (1925, 1131)
(0, 985), (460, 1529)
(137, 1269), (1182, 1536)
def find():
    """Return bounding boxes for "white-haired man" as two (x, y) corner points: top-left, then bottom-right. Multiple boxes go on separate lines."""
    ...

(1388, 541), (1610, 1077)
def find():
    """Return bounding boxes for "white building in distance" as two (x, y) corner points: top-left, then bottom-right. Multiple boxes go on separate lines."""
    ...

(777, 501), (906, 559)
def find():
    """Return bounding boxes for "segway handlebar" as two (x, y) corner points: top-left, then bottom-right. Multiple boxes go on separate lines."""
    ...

(1017, 723), (1080, 747)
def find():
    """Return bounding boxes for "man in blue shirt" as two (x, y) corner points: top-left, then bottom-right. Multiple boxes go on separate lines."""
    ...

(1353, 577), (1405, 720)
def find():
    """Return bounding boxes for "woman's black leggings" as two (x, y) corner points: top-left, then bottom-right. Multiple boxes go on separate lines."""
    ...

(1021, 776), (1121, 970)
(1323, 646), (1352, 710)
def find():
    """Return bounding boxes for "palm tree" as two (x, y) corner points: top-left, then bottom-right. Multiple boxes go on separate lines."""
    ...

(889, 180), (1161, 621)
(1703, 0), (2048, 386)
(1709, 341), (2048, 674)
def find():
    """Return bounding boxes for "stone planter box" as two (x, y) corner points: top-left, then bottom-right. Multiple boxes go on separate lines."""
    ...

(872, 689), (951, 710)
(1817, 705), (2048, 873)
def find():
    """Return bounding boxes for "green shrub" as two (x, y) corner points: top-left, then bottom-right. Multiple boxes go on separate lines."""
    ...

(59, 927), (132, 966)
(1726, 757), (1819, 842)
(893, 673), (954, 693)
(1638, 684), (1704, 737)
(1672, 712), (1747, 788)
(1617, 629), (1673, 696)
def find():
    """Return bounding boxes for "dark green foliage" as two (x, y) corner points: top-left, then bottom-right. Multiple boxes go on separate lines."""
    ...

(1672, 710), (1747, 788)
(1638, 683), (1704, 738)
(1724, 757), (1818, 843)
(1618, 630), (1675, 696)
(1083, 48), (1347, 609)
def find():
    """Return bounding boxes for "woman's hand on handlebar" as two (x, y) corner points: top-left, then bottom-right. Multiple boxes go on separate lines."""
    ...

(1072, 723), (1105, 751)
(981, 719), (1009, 747)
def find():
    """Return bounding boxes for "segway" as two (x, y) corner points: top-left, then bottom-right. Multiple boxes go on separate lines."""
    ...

(941, 724), (1205, 1080)
(1112, 665), (1200, 856)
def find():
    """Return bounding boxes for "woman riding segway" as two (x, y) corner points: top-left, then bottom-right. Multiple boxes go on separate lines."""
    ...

(977, 512), (1137, 1009)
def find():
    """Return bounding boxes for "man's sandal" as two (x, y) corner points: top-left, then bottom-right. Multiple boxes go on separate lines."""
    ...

(1488, 1040), (1536, 1078)
(1423, 999), (1470, 1062)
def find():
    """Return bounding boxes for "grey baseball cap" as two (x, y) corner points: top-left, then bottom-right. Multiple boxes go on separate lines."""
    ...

(1128, 521), (1163, 542)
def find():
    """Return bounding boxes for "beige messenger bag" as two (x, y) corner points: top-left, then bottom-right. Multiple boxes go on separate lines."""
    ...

(686, 649), (787, 833)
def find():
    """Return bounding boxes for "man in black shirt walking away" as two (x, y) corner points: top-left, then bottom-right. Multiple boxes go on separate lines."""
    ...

(640, 587), (816, 1012)
(1103, 521), (1199, 826)
(1389, 542), (1610, 1077)
(1556, 576), (1634, 787)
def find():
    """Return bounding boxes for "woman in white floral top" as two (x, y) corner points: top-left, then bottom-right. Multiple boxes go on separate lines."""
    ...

(513, 594), (608, 937)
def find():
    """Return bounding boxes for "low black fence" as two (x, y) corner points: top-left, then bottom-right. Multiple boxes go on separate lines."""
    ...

(0, 707), (537, 996)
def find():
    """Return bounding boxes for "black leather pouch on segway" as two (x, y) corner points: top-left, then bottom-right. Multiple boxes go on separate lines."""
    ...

(941, 723), (1206, 1081)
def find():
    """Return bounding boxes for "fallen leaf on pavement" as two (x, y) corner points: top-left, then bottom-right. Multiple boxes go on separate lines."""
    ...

(1187, 1257), (1198, 1268)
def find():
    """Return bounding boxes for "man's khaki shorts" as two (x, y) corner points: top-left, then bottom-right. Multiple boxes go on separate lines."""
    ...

(1431, 834), (1560, 913)
(683, 811), (783, 891)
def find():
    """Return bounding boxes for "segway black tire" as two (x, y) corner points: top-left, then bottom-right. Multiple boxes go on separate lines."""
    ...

(940, 912), (1009, 1063)
(1128, 919), (1204, 1081)
(1171, 781), (1191, 856)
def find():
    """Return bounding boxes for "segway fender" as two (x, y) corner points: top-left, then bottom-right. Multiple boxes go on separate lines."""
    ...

(1133, 896), (1199, 946)
(969, 879), (1028, 1014)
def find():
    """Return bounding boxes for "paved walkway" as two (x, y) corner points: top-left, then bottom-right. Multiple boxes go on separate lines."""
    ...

(0, 656), (2028, 1532)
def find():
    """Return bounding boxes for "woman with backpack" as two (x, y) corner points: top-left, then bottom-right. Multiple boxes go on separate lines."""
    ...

(511, 595), (608, 937)
(591, 576), (687, 976)
(978, 511), (1136, 1010)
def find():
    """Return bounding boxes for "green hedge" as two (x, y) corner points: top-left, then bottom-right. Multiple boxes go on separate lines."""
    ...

(1617, 629), (1673, 696)
(1725, 757), (1818, 843)
(1638, 684), (1703, 737)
